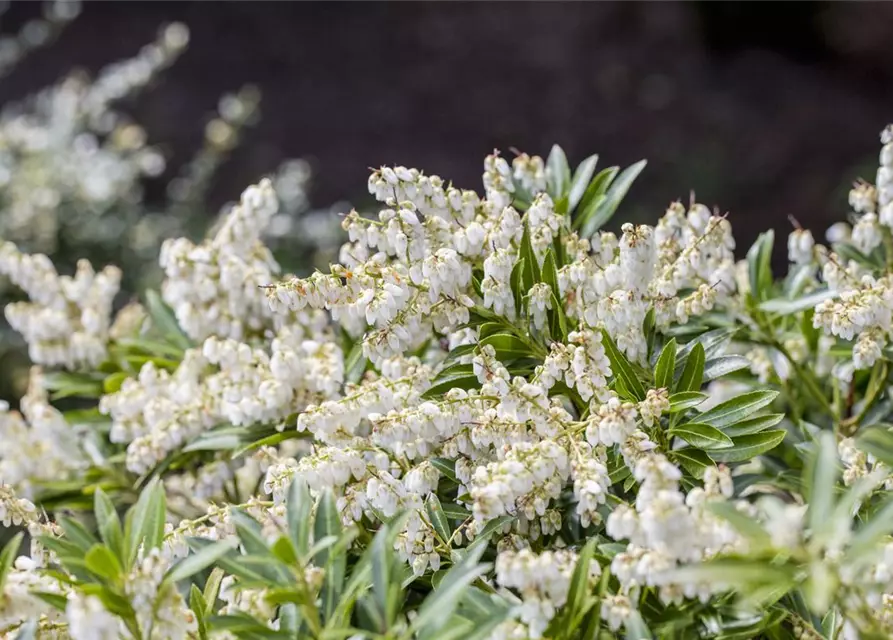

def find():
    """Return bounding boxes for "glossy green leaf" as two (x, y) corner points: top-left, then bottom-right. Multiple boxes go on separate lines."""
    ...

(698, 390), (779, 429)
(708, 430), (786, 463)
(669, 423), (734, 450)
(568, 154), (599, 212)
(676, 342), (705, 392)
(653, 338), (676, 389)
(601, 330), (645, 401)
(668, 391), (707, 413)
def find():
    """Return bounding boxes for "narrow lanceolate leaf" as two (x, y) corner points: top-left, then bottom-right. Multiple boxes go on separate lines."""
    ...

(167, 538), (239, 584)
(669, 423), (734, 450)
(94, 488), (123, 561)
(125, 477), (166, 567)
(702, 355), (750, 383)
(568, 154), (599, 212)
(706, 502), (771, 549)
(601, 330), (646, 401)
(675, 328), (737, 368)
(0, 532), (23, 591)
(546, 144), (571, 200)
(561, 538), (596, 629)
(145, 289), (191, 349)
(313, 490), (341, 566)
(723, 413), (785, 437)
(847, 497), (893, 562)
(580, 160), (646, 237)
(190, 585), (209, 640)
(855, 424), (893, 468)
(668, 391), (707, 413)
(426, 495), (452, 545)
(697, 390), (779, 429)
(708, 430), (786, 463)
(670, 449), (714, 480)
(759, 288), (837, 315)
(422, 374), (481, 400)
(542, 249), (561, 302)
(747, 230), (775, 301)
(676, 342), (705, 392)
(806, 433), (840, 535)
(575, 165), (619, 235)
(479, 333), (531, 361)
(286, 477), (313, 558)
(653, 338), (676, 390)
(413, 544), (491, 636)
(520, 222), (540, 287)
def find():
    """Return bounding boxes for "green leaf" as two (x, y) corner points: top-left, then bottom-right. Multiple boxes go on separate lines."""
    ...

(561, 538), (596, 630)
(580, 161), (646, 238)
(167, 538), (239, 584)
(624, 610), (653, 640)
(747, 230), (775, 301)
(702, 355), (750, 383)
(190, 584), (209, 640)
(669, 449), (714, 480)
(668, 391), (707, 413)
(0, 532), (23, 591)
(574, 166), (619, 235)
(669, 557), (795, 588)
(542, 248), (561, 302)
(413, 544), (491, 636)
(697, 390), (779, 429)
(422, 374), (482, 400)
(203, 567), (225, 614)
(855, 424), (893, 467)
(708, 430), (786, 463)
(431, 458), (458, 483)
(759, 289), (837, 315)
(510, 257), (526, 313)
(145, 289), (191, 349)
(546, 144), (571, 200)
(602, 330), (645, 401)
(706, 502), (771, 549)
(287, 478), (312, 558)
(847, 496), (893, 562)
(520, 222), (540, 289)
(426, 495), (452, 545)
(723, 413), (785, 437)
(676, 342), (705, 392)
(653, 338), (676, 389)
(568, 154), (599, 213)
(675, 328), (736, 366)
(94, 488), (123, 561)
(124, 477), (166, 568)
(103, 371), (130, 394)
(479, 333), (532, 361)
(805, 432), (839, 536)
(669, 423), (734, 450)
(59, 515), (99, 553)
(313, 490), (341, 567)
(85, 544), (123, 582)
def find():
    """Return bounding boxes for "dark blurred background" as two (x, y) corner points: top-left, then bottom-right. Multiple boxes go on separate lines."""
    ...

(2, 1), (893, 255)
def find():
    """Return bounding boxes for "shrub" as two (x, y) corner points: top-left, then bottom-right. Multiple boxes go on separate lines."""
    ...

(1, 130), (893, 639)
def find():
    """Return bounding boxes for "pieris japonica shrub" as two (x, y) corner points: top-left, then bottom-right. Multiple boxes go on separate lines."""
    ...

(5, 125), (893, 640)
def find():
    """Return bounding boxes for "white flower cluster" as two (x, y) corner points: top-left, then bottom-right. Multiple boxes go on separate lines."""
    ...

(606, 460), (738, 608)
(804, 125), (893, 372)
(160, 179), (290, 342)
(0, 368), (88, 498)
(495, 548), (594, 638)
(272, 155), (736, 368)
(0, 242), (120, 369)
(101, 321), (342, 475)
